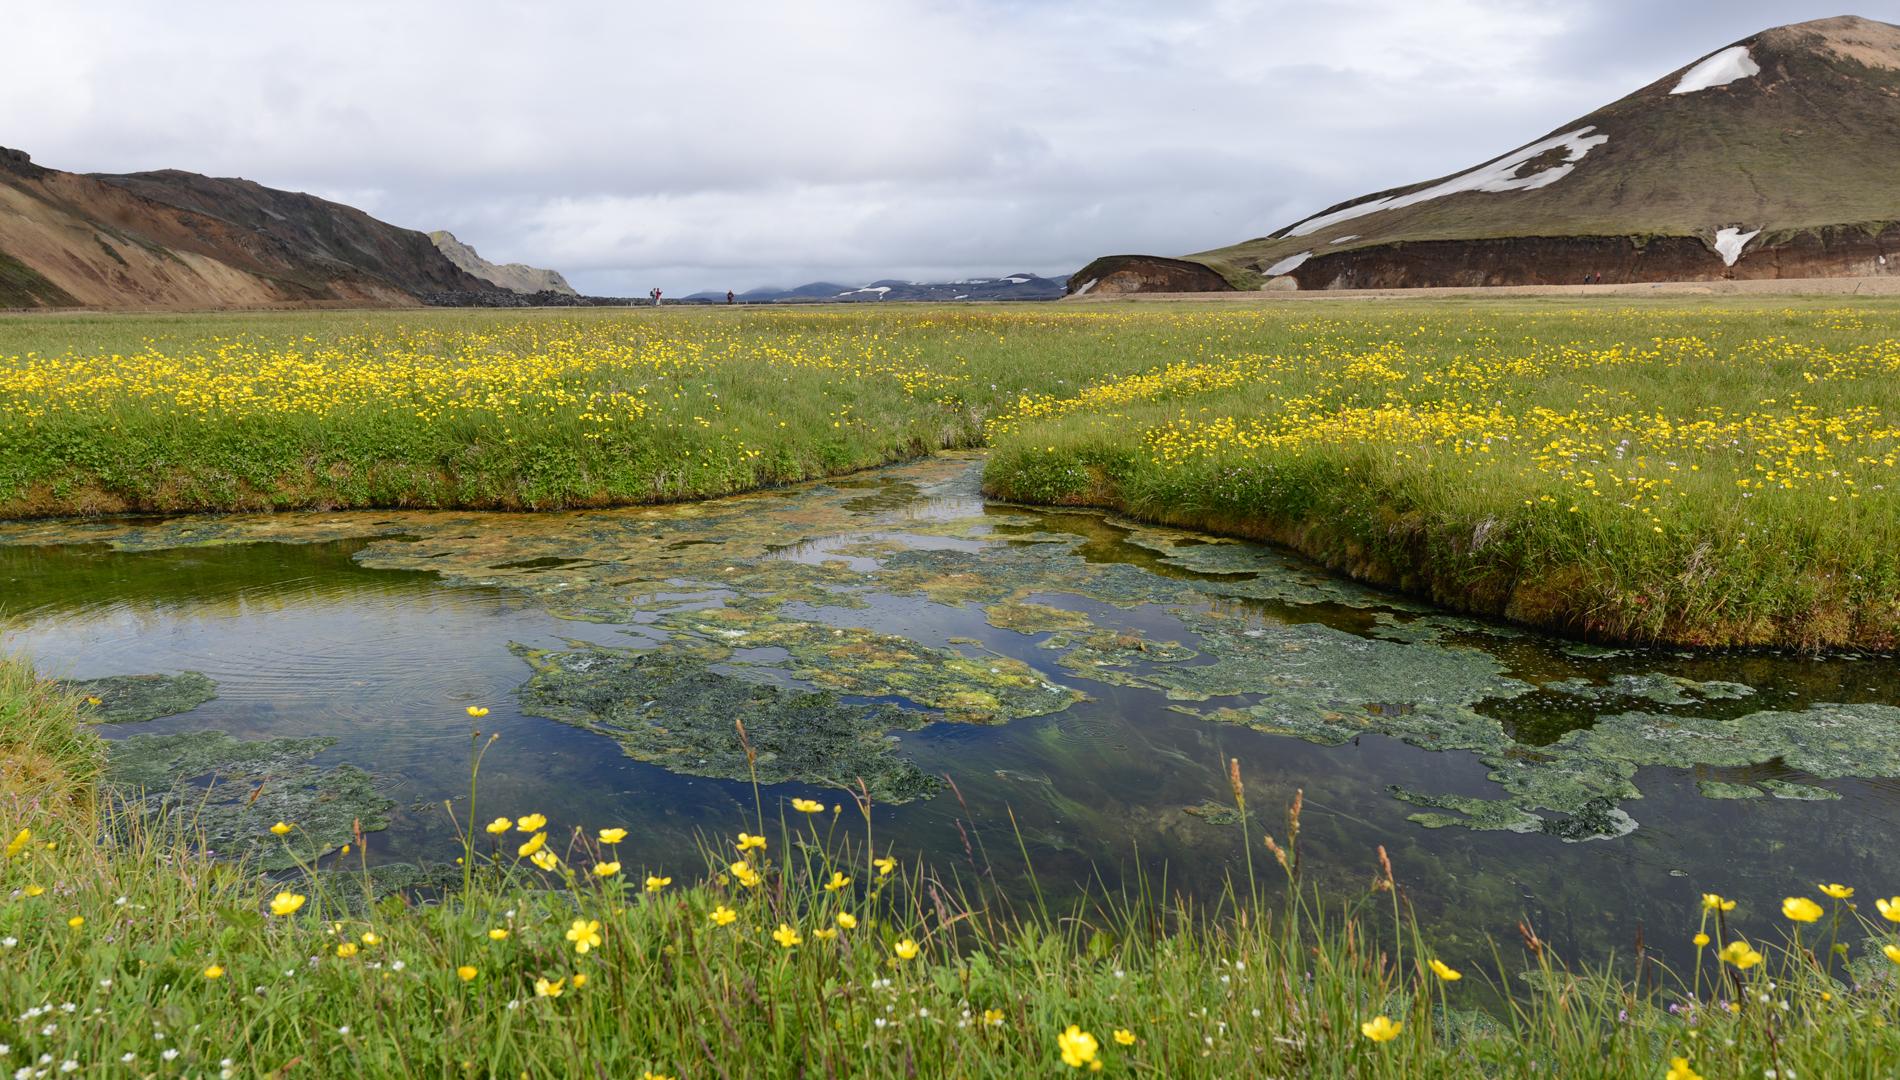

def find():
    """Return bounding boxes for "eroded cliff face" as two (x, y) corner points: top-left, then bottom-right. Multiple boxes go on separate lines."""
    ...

(428, 231), (577, 296)
(1285, 225), (1900, 289)
(0, 147), (506, 310)
(1065, 255), (1235, 297)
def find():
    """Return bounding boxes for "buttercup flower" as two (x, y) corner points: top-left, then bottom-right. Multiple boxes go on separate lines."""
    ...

(1428, 958), (1461, 982)
(836, 912), (857, 930)
(1700, 893), (1735, 912)
(1720, 940), (1763, 969)
(645, 874), (671, 893)
(892, 938), (920, 962)
(566, 919), (602, 954)
(270, 822), (291, 836)
(1878, 897), (1900, 923)
(269, 892), (306, 917)
(772, 924), (802, 949)
(516, 814), (547, 833)
(457, 966), (478, 981)
(465, 706), (489, 718)
(790, 798), (823, 814)
(202, 964), (224, 979)
(4, 829), (29, 858)
(484, 818), (511, 835)
(709, 905), (737, 927)
(530, 850), (560, 872)
(1782, 896), (1823, 923)
(735, 832), (766, 852)
(592, 861), (621, 878)
(823, 871), (851, 892)
(874, 856), (897, 877)
(1113, 1030), (1135, 1046)
(1361, 1015), (1402, 1043)
(598, 828), (627, 844)
(517, 832), (547, 859)
(1056, 1025), (1100, 1069)
(1819, 882), (1854, 900)
(535, 976), (565, 998)
(1665, 1057), (1704, 1080)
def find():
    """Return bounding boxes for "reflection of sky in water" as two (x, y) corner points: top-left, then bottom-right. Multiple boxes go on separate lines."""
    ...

(3, 458), (1900, 973)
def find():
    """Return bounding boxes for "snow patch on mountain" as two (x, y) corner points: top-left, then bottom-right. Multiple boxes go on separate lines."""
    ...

(1713, 227), (1761, 265)
(1671, 46), (1760, 94)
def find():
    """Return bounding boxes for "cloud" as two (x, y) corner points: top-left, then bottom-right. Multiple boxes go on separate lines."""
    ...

(3, 0), (1854, 293)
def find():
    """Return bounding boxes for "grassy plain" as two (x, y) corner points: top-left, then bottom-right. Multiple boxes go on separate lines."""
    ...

(4, 299), (1900, 646)
(4, 655), (1900, 1078)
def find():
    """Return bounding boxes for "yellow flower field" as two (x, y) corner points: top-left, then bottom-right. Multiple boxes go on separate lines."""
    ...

(4, 299), (1899, 644)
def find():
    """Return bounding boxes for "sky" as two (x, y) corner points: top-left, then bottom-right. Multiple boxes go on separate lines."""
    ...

(6, 1), (1860, 295)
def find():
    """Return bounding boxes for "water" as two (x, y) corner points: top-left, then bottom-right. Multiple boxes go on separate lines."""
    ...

(3, 453), (1898, 970)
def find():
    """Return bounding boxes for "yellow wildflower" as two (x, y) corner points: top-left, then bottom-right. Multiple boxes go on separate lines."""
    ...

(593, 861), (621, 878)
(735, 832), (766, 852)
(813, 928), (838, 941)
(772, 923), (802, 949)
(202, 964), (224, 979)
(1666, 1057), (1704, 1080)
(516, 813), (547, 833)
(517, 832), (547, 859)
(336, 942), (359, 958)
(709, 905), (737, 926)
(535, 976), (565, 998)
(5, 828), (31, 858)
(21, 885), (42, 897)
(67, 916), (84, 929)
(598, 827), (628, 844)
(1693, 932), (1710, 947)
(1113, 1029), (1135, 1046)
(645, 874), (671, 892)
(892, 938), (920, 962)
(874, 855), (897, 877)
(465, 706), (489, 718)
(488, 928), (510, 941)
(566, 919), (602, 954)
(1783, 896), (1823, 923)
(790, 798), (823, 814)
(1056, 1025), (1100, 1069)
(269, 891), (306, 916)
(1720, 941), (1763, 969)
(836, 912), (857, 930)
(1428, 958), (1461, 982)
(484, 817), (511, 835)
(823, 871), (851, 892)
(270, 821), (291, 836)
(530, 849), (560, 872)
(1885, 944), (1900, 965)
(1361, 1015), (1402, 1043)
(1819, 883), (1854, 900)
(1700, 893), (1735, 912)
(457, 965), (478, 981)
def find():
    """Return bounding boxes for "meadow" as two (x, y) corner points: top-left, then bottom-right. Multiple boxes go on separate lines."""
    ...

(5, 656), (1900, 1078)
(3, 298), (1898, 643)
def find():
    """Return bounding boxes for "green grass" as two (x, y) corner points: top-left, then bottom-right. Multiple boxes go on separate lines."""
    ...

(5, 299), (1900, 646)
(2, 655), (1899, 1076)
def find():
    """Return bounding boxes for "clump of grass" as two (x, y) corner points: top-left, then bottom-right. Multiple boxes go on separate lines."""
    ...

(3, 672), (1900, 1076)
(0, 657), (102, 811)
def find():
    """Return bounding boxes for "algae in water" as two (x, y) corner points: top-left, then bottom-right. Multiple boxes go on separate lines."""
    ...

(62, 672), (217, 724)
(105, 731), (393, 870)
(513, 645), (942, 802)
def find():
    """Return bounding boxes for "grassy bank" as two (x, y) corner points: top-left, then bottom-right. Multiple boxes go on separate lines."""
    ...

(3, 656), (1900, 1076)
(5, 301), (1900, 645)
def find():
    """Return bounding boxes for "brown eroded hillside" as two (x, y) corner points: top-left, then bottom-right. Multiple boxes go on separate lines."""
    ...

(0, 148), (508, 310)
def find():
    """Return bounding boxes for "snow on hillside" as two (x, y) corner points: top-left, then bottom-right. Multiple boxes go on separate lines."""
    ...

(1671, 46), (1760, 94)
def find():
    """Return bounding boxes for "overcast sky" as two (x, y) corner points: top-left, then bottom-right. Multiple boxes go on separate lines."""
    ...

(7, 1), (1856, 295)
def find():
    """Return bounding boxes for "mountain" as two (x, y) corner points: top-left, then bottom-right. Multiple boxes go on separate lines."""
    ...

(1072, 15), (1900, 294)
(0, 148), (513, 309)
(704, 273), (1069, 304)
(428, 231), (575, 296)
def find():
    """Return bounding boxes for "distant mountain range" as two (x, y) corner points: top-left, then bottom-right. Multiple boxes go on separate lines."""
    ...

(1073, 15), (1900, 294)
(687, 274), (1068, 304)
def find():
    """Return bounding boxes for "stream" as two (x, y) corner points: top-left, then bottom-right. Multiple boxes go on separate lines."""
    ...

(4, 452), (1898, 972)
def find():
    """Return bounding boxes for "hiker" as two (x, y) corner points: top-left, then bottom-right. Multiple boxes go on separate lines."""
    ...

(726, 290), (734, 304)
